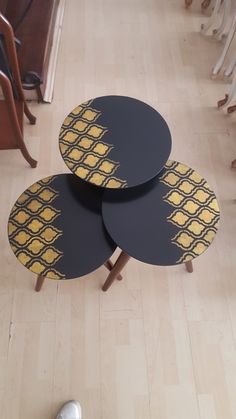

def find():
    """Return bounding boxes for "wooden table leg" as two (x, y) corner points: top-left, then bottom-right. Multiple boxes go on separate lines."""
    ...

(104, 259), (123, 280)
(102, 251), (130, 292)
(185, 260), (193, 273)
(35, 275), (45, 292)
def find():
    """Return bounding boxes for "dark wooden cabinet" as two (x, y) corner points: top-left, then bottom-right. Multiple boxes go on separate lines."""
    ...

(0, 0), (63, 101)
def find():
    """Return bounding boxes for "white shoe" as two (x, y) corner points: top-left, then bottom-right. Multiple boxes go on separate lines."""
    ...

(56, 400), (82, 419)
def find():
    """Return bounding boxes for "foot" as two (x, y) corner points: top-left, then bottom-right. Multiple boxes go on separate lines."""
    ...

(56, 401), (82, 419)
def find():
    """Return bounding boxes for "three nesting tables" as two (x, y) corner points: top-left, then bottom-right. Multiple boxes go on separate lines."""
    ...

(8, 96), (220, 292)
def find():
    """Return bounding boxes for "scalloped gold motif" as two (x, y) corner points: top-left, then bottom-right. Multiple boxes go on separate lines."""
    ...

(18, 252), (31, 265)
(164, 191), (185, 206)
(183, 200), (200, 215)
(26, 199), (43, 213)
(78, 137), (94, 150)
(72, 120), (88, 132)
(187, 220), (205, 236)
(193, 189), (210, 203)
(162, 173), (180, 186)
(174, 232), (194, 249)
(86, 125), (106, 138)
(98, 160), (118, 174)
(13, 210), (30, 224)
(44, 269), (65, 280)
(8, 222), (17, 236)
(174, 163), (190, 175)
(59, 100), (127, 188)
(39, 207), (59, 222)
(13, 231), (31, 245)
(41, 248), (62, 264)
(160, 161), (220, 263)
(105, 178), (127, 189)
(67, 149), (84, 161)
(40, 227), (62, 243)
(83, 154), (100, 168)
(18, 193), (29, 204)
(75, 167), (90, 179)
(29, 261), (46, 274)
(168, 211), (189, 226)
(27, 219), (44, 233)
(81, 109), (100, 122)
(198, 209), (216, 224)
(62, 131), (79, 143)
(93, 143), (111, 156)
(27, 239), (45, 255)
(179, 180), (195, 194)
(38, 188), (58, 203)
(63, 116), (73, 126)
(8, 176), (65, 279)
(28, 183), (42, 194)
(209, 198), (219, 212)
(192, 242), (207, 255)
(71, 105), (83, 116)
(88, 173), (106, 186)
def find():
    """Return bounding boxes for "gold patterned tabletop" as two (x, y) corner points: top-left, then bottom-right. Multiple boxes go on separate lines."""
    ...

(102, 160), (220, 265)
(8, 174), (116, 279)
(59, 96), (172, 189)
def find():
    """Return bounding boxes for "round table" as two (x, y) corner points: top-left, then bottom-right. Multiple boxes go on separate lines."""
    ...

(59, 95), (172, 189)
(8, 174), (116, 290)
(102, 160), (220, 290)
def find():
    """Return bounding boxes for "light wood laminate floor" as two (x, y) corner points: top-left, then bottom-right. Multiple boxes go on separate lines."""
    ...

(0, 1), (236, 418)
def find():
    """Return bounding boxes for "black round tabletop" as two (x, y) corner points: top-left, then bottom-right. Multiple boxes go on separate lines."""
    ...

(59, 96), (172, 189)
(8, 174), (116, 279)
(102, 160), (220, 266)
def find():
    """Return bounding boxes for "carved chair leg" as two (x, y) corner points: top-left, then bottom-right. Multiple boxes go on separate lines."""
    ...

(19, 139), (37, 168)
(35, 275), (45, 292)
(36, 85), (44, 103)
(0, 71), (37, 167)
(102, 251), (130, 292)
(185, 260), (193, 273)
(23, 101), (36, 125)
(104, 259), (123, 280)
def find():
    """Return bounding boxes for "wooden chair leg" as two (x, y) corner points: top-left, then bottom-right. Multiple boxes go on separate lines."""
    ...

(227, 104), (236, 114)
(35, 275), (45, 292)
(0, 71), (37, 168)
(185, 0), (194, 7)
(104, 259), (123, 280)
(23, 101), (36, 125)
(185, 260), (193, 273)
(102, 251), (130, 292)
(201, 0), (212, 10)
(36, 85), (44, 103)
(19, 139), (37, 167)
(217, 94), (228, 108)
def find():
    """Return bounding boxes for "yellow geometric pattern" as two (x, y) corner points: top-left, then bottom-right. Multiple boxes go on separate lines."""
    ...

(8, 176), (65, 279)
(159, 160), (220, 263)
(59, 99), (128, 188)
